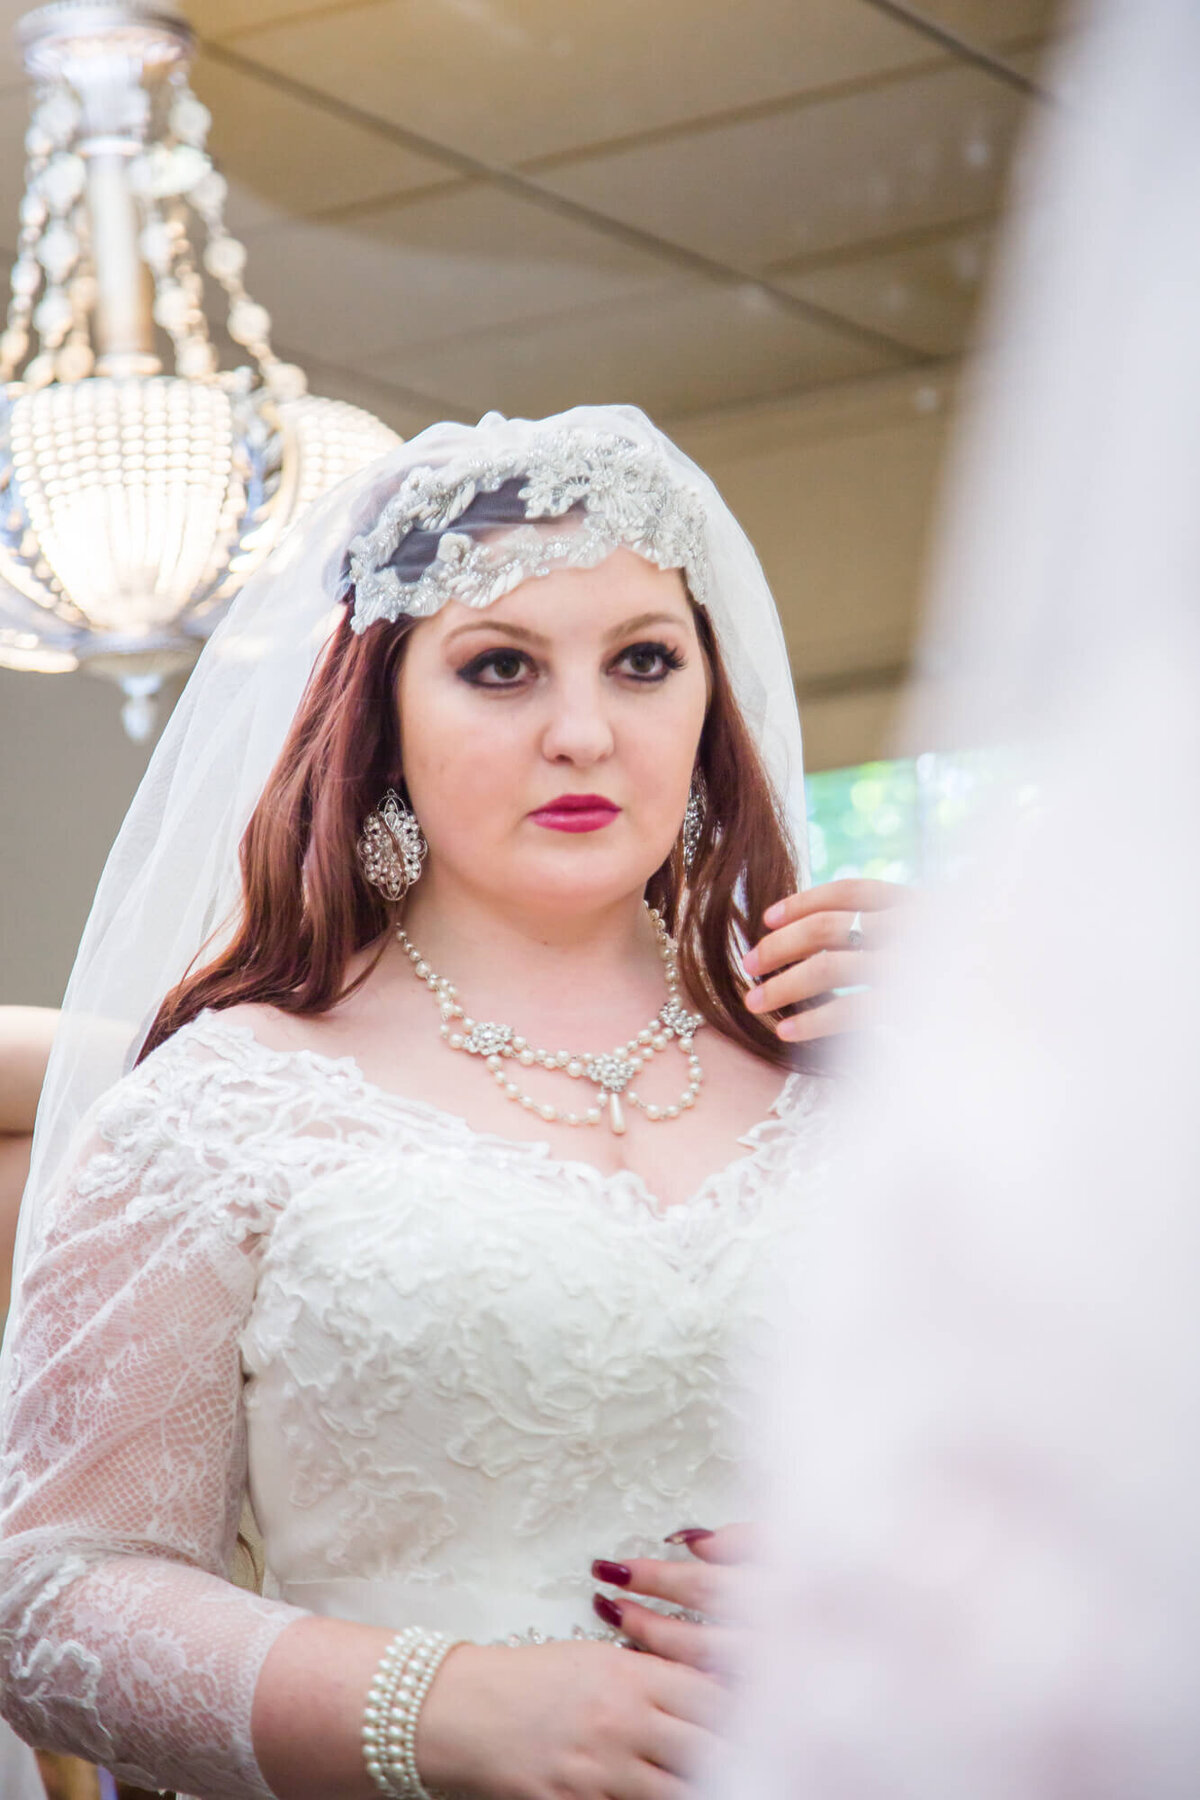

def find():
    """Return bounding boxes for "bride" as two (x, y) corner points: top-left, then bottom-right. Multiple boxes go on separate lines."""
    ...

(0, 406), (893, 1800)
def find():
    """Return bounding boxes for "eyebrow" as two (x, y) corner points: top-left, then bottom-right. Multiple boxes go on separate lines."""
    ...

(442, 610), (688, 649)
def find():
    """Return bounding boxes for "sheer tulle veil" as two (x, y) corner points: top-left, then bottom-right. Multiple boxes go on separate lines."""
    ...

(2, 403), (809, 1348)
(718, 0), (1200, 1792)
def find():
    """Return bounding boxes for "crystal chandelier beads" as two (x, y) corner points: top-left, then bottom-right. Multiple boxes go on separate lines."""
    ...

(0, 2), (401, 739)
(8, 376), (239, 632)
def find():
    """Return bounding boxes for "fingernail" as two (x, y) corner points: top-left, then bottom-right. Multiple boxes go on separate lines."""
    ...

(742, 946), (760, 976)
(591, 1559), (632, 1587)
(764, 902), (785, 927)
(744, 987), (765, 1012)
(664, 1527), (714, 1546)
(593, 1593), (624, 1629)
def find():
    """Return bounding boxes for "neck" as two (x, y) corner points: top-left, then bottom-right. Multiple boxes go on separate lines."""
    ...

(395, 874), (669, 1035)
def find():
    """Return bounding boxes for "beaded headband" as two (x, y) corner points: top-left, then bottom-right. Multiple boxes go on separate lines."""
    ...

(340, 426), (711, 632)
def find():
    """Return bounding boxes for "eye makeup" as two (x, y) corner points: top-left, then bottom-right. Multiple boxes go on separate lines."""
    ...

(455, 639), (687, 690)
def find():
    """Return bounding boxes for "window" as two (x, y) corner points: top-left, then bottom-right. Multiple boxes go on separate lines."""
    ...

(805, 748), (1029, 885)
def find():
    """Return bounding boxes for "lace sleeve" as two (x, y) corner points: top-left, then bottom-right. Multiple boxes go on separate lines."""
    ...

(0, 1028), (308, 1800)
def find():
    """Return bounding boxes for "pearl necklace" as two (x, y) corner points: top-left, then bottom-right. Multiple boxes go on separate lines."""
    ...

(396, 906), (706, 1136)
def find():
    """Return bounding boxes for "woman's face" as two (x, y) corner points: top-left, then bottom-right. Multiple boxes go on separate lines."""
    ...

(395, 548), (708, 918)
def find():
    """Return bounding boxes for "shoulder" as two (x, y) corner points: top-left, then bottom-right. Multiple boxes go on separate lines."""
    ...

(762, 1067), (840, 1200)
(730, 1057), (836, 1177)
(108, 1005), (288, 1121)
(207, 1000), (319, 1054)
(129, 998), (358, 1100)
(67, 1009), (317, 1243)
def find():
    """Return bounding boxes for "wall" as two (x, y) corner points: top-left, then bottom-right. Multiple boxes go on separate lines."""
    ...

(0, 667), (185, 1006)
(0, 364), (954, 1005)
(675, 363), (955, 771)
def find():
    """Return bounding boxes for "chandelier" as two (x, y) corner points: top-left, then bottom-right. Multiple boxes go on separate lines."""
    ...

(0, 1), (400, 739)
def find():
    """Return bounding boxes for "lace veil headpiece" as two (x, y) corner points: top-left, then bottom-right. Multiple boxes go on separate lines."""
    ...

(3, 403), (808, 1314)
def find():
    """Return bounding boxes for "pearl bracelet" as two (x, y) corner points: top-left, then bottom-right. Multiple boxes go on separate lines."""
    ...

(362, 1628), (461, 1799)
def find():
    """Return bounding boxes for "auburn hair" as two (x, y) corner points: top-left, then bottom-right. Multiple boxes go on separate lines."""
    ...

(140, 596), (805, 1071)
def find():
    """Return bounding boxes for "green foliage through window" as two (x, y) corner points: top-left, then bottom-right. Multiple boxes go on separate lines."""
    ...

(805, 748), (1028, 885)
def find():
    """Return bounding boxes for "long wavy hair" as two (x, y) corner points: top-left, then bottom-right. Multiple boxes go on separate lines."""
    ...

(140, 596), (802, 1070)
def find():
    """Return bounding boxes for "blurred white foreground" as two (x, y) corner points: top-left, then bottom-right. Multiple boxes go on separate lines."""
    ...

(723, 0), (1200, 1793)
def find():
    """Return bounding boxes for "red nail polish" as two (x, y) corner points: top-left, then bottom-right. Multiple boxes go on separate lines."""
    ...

(664, 1527), (714, 1546)
(593, 1593), (623, 1629)
(591, 1559), (632, 1586)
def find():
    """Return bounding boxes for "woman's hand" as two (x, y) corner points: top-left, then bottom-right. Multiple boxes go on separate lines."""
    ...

(589, 1526), (756, 1680)
(742, 877), (908, 1043)
(417, 1637), (723, 1800)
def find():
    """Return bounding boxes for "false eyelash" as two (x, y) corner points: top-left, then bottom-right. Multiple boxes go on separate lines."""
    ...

(625, 642), (685, 671)
(610, 641), (687, 682)
(457, 640), (687, 686)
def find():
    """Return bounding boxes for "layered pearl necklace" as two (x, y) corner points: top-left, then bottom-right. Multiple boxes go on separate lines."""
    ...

(396, 906), (706, 1136)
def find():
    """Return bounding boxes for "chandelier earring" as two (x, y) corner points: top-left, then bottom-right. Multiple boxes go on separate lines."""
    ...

(358, 787), (427, 901)
(682, 772), (707, 873)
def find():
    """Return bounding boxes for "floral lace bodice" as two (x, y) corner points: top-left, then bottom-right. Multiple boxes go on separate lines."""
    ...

(0, 1011), (830, 1799)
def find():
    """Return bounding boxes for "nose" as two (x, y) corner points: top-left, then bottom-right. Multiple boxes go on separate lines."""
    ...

(539, 669), (615, 767)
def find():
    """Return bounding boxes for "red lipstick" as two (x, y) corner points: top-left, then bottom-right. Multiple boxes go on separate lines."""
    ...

(530, 793), (620, 834)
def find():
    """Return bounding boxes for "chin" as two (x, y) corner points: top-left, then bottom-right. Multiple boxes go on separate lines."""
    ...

(506, 849), (665, 915)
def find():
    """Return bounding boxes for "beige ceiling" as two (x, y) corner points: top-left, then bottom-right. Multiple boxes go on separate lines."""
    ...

(0, 0), (1064, 434)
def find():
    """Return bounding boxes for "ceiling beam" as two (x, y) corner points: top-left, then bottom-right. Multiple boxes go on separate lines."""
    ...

(200, 37), (935, 368)
(856, 0), (1057, 102)
(795, 659), (911, 703)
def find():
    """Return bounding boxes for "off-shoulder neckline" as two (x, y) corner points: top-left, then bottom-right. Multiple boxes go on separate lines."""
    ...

(181, 1009), (820, 1220)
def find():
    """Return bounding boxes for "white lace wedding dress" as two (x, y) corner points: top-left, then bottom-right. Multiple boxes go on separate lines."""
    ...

(0, 1009), (829, 1800)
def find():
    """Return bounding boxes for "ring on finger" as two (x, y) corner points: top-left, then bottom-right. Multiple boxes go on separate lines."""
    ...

(846, 911), (864, 950)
